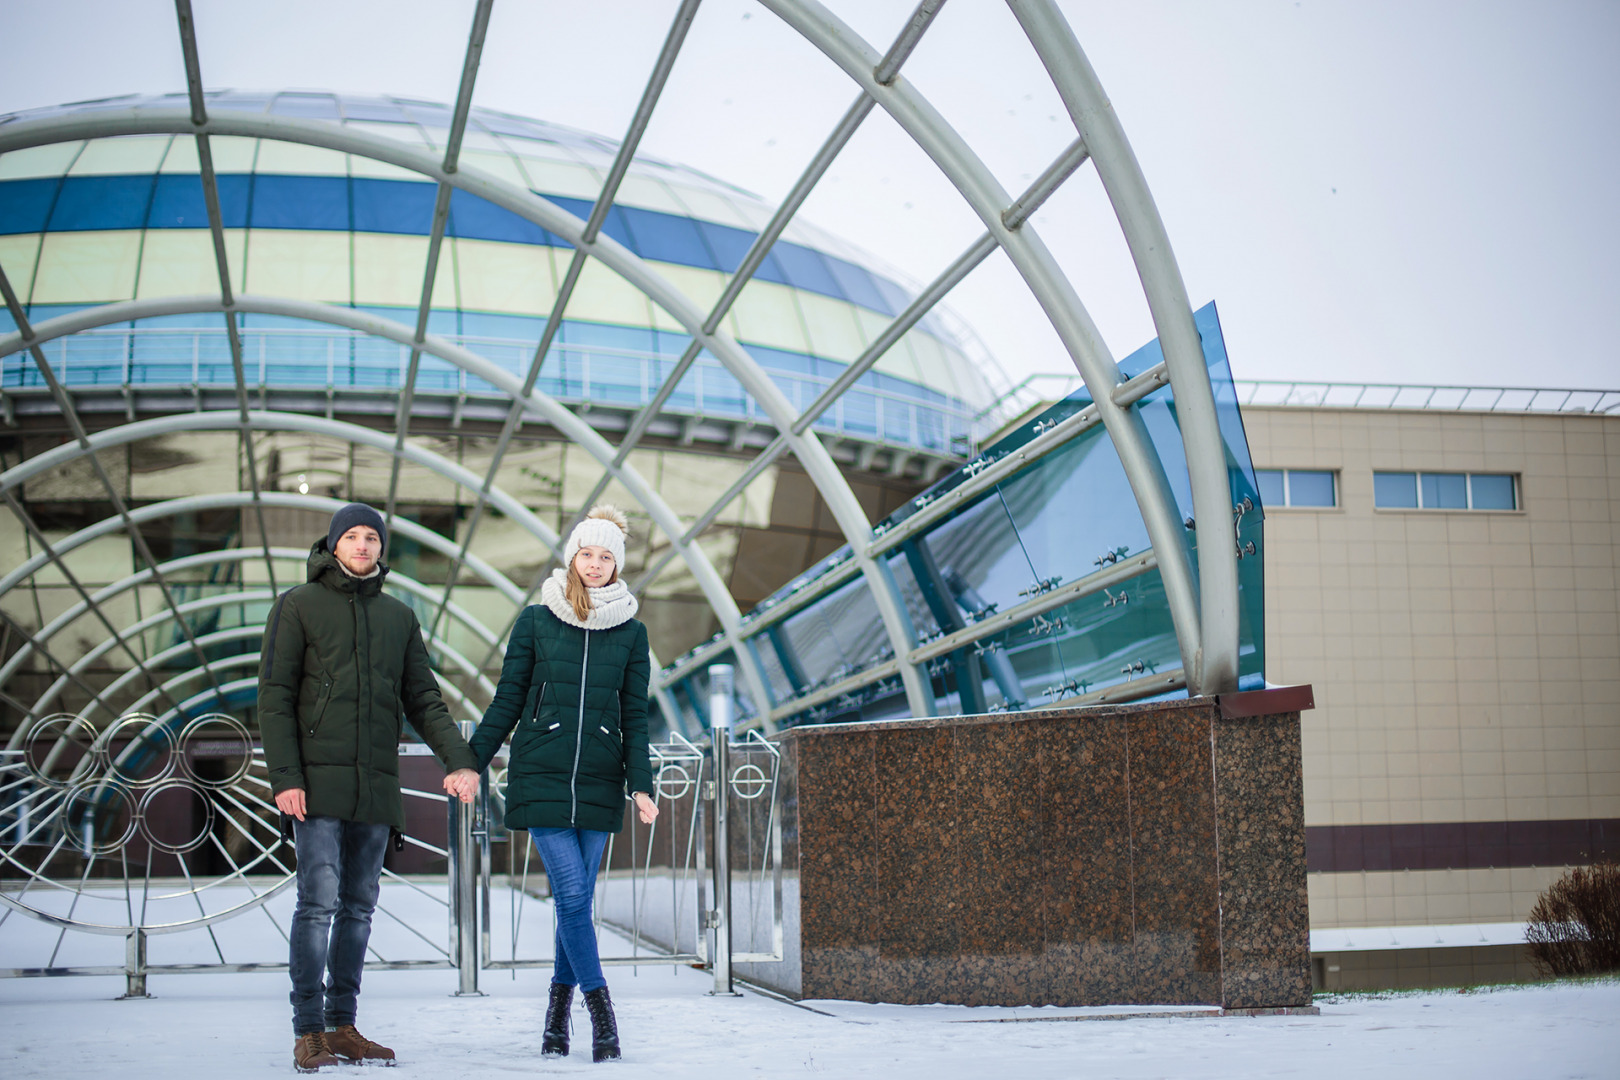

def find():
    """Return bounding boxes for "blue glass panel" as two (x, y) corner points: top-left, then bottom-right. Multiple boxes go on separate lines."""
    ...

(0, 178), (60, 234)
(872, 276), (914, 319)
(144, 174), (251, 229)
(350, 304), (416, 329)
(1288, 470), (1335, 507)
(47, 175), (154, 231)
(772, 242), (844, 298)
(1421, 472), (1467, 509)
(1374, 472), (1419, 508)
(618, 205), (711, 266)
(450, 188), (560, 246)
(458, 311), (543, 343)
(271, 94), (341, 118)
(694, 221), (788, 283)
(654, 329), (692, 357)
(1470, 473), (1515, 510)
(249, 175), (348, 231)
(352, 178), (437, 234)
(1255, 469), (1285, 509)
(338, 100), (409, 122)
(744, 344), (816, 375)
(546, 196), (636, 252)
(823, 255), (890, 314)
(401, 102), (456, 128)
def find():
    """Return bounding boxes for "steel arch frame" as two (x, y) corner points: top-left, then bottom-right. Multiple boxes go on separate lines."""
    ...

(0, 108), (928, 718)
(0, 0), (1241, 717)
(759, 0), (1240, 692)
(15, 564), (502, 725)
(0, 403), (682, 726)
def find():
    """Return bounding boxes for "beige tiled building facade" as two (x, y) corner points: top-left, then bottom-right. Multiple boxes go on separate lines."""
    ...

(1243, 402), (1620, 989)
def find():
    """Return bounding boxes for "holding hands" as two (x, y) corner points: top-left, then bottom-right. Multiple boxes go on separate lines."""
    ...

(443, 768), (480, 803)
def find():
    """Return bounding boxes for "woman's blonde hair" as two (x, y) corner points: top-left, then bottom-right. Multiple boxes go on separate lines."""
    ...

(565, 504), (631, 621)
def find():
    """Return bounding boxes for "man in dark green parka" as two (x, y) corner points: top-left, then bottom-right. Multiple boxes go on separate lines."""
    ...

(259, 502), (479, 1072)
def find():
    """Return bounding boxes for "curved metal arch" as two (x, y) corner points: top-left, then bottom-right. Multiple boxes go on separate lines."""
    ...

(0, 407), (562, 558)
(0, 548), (496, 698)
(0, 108), (932, 717)
(0, 491), (523, 620)
(0, 296), (780, 717)
(18, 561), (504, 724)
(146, 672), (483, 732)
(758, 0), (1240, 693)
(124, 626), (495, 722)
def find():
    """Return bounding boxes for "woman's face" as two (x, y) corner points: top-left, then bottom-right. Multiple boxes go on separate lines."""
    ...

(573, 544), (616, 587)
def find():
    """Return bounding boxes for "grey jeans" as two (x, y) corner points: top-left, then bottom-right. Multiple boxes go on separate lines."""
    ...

(288, 815), (390, 1035)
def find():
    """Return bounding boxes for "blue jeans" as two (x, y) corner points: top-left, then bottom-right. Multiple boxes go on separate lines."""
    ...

(289, 816), (390, 1035)
(529, 827), (609, 991)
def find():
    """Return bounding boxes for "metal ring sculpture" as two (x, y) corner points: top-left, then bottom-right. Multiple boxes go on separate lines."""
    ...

(1, 712), (291, 934)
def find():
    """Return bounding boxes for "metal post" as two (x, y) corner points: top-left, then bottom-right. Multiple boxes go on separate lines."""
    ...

(448, 721), (483, 996)
(706, 664), (740, 996)
(119, 928), (149, 999)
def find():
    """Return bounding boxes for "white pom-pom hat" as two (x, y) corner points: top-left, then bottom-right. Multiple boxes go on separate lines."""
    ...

(564, 506), (629, 572)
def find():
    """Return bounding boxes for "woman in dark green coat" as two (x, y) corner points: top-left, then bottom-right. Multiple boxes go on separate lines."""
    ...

(466, 505), (656, 1063)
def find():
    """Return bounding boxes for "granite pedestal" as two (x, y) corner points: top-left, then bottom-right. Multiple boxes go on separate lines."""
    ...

(734, 687), (1313, 1009)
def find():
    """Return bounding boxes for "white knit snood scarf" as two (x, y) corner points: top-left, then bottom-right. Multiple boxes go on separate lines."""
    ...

(540, 567), (639, 630)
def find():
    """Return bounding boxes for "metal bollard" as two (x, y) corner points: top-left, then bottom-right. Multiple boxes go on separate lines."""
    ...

(706, 665), (741, 996)
(118, 928), (149, 999)
(447, 721), (483, 996)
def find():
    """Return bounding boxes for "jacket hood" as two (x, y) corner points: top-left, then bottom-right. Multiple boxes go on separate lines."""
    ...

(308, 538), (388, 594)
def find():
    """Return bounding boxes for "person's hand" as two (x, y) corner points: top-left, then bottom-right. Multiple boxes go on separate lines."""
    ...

(633, 791), (658, 825)
(444, 769), (480, 803)
(275, 788), (307, 821)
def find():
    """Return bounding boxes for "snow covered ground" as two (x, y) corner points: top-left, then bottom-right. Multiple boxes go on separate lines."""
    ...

(2, 889), (1616, 1079)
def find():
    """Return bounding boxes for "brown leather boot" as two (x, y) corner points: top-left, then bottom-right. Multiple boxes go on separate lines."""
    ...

(326, 1024), (397, 1065)
(293, 1032), (341, 1072)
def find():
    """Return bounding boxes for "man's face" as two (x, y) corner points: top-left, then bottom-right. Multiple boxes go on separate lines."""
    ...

(333, 526), (382, 576)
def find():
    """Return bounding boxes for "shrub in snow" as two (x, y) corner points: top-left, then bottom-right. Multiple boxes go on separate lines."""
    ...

(1525, 861), (1620, 977)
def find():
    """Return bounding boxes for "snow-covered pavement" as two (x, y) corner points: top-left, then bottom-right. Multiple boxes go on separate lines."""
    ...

(2, 960), (1616, 1079)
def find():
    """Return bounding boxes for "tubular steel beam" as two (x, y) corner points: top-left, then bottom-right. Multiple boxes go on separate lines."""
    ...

(173, 0), (278, 595)
(0, 265), (227, 704)
(874, 0), (948, 85)
(634, 137), (1085, 599)
(760, 0), (1208, 693)
(431, 0), (703, 643)
(0, 112), (910, 718)
(385, 0), (496, 524)
(1006, 0), (1240, 692)
(16, 557), (504, 725)
(0, 489), (184, 716)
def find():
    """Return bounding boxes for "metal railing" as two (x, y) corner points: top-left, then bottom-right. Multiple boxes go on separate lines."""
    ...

(1, 324), (980, 455)
(0, 713), (782, 998)
(982, 372), (1620, 419)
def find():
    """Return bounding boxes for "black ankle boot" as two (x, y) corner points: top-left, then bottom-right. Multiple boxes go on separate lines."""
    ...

(582, 986), (620, 1063)
(542, 982), (573, 1057)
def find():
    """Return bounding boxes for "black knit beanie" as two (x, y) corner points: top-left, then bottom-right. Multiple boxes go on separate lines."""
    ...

(327, 503), (387, 555)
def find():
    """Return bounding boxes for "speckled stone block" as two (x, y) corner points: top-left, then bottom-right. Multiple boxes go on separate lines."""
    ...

(1214, 711), (1312, 1008)
(759, 693), (1310, 1009)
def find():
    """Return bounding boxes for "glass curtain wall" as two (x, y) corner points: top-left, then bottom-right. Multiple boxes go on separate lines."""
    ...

(669, 303), (1266, 731)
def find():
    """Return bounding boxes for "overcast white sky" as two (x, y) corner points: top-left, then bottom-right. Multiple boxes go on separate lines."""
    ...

(3, 0), (1616, 395)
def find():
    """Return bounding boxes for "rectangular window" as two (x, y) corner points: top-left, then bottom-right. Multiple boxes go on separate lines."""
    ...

(1256, 468), (1338, 508)
(1375, 471), (1518, 510)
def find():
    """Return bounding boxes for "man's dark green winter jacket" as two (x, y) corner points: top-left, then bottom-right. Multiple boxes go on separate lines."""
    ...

(468, 604), (652, 833)
(258, 542), (477, 830)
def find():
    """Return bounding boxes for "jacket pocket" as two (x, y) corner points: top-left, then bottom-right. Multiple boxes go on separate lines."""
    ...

(303, 679), (334, 737)
(526, 682), (549, 724)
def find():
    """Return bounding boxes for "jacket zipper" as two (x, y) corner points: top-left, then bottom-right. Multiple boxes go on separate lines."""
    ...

(569, 630), (589, 825)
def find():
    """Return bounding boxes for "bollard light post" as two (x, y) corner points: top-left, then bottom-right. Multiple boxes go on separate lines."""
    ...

(706, 664), (741, 996)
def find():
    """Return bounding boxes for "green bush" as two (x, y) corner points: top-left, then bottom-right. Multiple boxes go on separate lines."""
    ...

(1525, 861), (1620, 977)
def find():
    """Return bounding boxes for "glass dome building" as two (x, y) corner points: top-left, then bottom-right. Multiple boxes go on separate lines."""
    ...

(0, 91), (997, 458)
